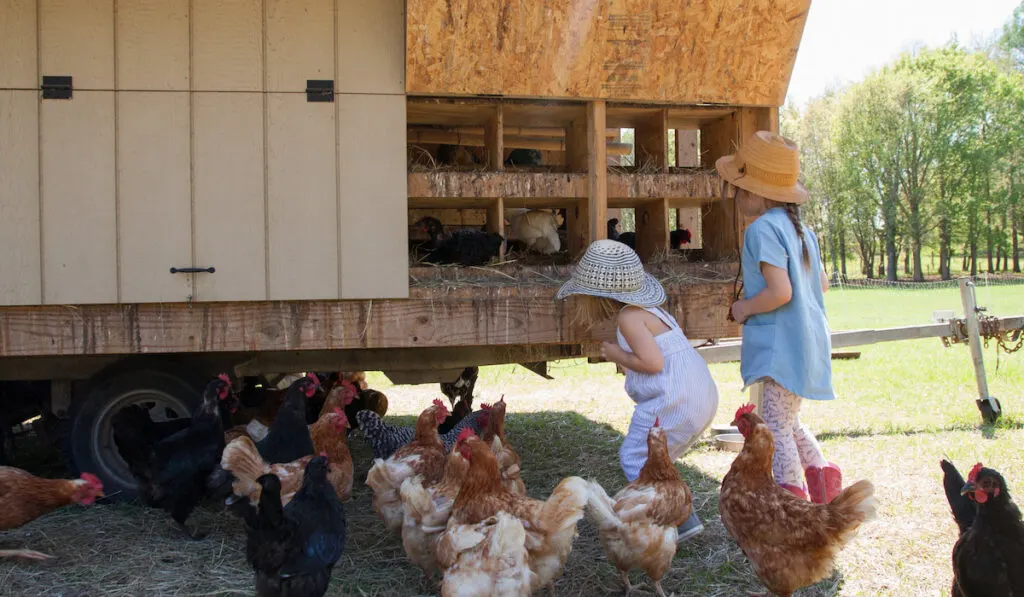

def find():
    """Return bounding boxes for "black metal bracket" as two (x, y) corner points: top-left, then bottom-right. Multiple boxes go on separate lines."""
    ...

(306, 79), (334, 102)
(170, 266), (216, 274)
(41, 75), (72, 100)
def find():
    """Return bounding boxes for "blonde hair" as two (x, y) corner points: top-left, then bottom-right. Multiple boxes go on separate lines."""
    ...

(570, 295), (623, 330)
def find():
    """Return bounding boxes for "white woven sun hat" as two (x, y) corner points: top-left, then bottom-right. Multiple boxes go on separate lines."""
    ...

(556, 239), (666, 307)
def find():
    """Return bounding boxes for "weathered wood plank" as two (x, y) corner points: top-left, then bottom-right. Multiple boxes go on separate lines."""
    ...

(407, 171), (719, 201)
(405, 0), (810, 105)
(0, 281), (736, 357)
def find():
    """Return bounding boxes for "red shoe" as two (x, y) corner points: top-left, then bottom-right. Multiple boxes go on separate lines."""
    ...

(780, 483), (809, 501)
(806, 463), (843, 504)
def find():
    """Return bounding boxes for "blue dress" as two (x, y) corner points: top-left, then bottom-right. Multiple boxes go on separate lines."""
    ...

(739, 207), (833, 401)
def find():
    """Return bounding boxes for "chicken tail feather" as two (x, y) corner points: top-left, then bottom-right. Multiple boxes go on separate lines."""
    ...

(829, 479), (877, 531)
(541, 476), (589, 533)
(399, 475), (432, 521)
(220, 436), (271, 501)
(584, 479), (622, 532)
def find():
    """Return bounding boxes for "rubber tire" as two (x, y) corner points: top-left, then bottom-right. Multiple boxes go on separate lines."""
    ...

(69, 367), (203, 502)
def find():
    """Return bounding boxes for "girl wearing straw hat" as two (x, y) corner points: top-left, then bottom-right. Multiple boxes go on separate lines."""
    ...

(556, 240), (719, 542)
(715, 130), (839, 504)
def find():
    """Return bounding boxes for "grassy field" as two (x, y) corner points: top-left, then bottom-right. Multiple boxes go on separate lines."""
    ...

(0, 285), (1021, 596)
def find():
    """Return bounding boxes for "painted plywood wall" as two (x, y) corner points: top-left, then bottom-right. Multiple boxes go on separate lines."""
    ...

(0, 0), (408, 306)
(406, 0), (810, 105)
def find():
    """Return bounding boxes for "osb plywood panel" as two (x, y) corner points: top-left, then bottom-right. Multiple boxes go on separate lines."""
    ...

(0, 91), (41, 305)
(0, 0), (37, 88)
(192, 92), (267, 301)
(338, 94), (408, 299)
(337, 0), (405, 94)
(117, 92), (192, 303)
(39, 0), (114, 90)
(116, 0), (189, 90)
(266, 0), (334, 93)
(266, 93), (338, 300)
(0, 280), (736, 356)
(192, 0), (263, 91)
(406, 0), (810, 105)
(40, 91), (117, 304)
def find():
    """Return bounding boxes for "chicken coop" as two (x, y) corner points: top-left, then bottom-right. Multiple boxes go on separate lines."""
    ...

(0, 0), (811, 490)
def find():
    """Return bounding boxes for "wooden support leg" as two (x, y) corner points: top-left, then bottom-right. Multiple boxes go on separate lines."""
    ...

(958, 277), (1001, 422)
(485, 105), (504, 171)
(635, 198), (669, 261)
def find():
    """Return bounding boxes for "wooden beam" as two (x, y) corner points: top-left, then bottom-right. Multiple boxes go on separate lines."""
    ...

(635, 198), (670, 261)
(587, 101), (608, 250)
(486, 197), (505, 259)
(484, 105), (504, 171)
(695, 316), (1024, 363)
(0, 281), (738, 358)
(406, 171), (720, 202)
(442, 126), (620, 138)
(675, 129), (699, 167)
(406, 130), (632, 156)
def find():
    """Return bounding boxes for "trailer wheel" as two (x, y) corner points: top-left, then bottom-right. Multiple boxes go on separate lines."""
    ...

(69, 368), (202, 501)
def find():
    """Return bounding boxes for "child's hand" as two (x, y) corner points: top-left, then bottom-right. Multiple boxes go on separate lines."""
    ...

(731, 300), (750, 324)
(600, 341), (626, 365)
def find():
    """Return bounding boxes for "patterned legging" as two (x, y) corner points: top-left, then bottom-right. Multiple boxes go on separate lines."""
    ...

(761, 379), (828, 489)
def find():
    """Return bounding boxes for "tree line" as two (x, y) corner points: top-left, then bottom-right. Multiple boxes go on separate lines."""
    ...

(782, 4), (1024, 281)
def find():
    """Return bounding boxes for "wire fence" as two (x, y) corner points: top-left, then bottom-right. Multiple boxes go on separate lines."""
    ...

(830, 273), (1024, 291)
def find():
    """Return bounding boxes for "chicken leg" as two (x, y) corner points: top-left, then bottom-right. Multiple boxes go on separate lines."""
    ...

(620, 570), (634, 595)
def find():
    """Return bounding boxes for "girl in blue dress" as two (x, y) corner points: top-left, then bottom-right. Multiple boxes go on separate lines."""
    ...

(716, 131), (840, 504)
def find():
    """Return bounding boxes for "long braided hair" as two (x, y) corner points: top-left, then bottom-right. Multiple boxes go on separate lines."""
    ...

(780, 202), (811, 270)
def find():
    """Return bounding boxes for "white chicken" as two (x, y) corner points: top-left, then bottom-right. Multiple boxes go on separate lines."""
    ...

(507, 209), (561, 255)
(437, 511), (536, 597)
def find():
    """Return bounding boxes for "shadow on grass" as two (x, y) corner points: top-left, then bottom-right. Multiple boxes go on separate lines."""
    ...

(815, 415), (1024, 442)
(0, 411), (847, 597)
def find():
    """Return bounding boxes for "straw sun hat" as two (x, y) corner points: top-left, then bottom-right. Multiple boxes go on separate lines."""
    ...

(715, 130), (809, 204)
(556, 239), (666, 307)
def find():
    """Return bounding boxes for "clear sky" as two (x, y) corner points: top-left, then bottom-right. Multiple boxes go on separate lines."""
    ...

(785, 0), (1021, 107)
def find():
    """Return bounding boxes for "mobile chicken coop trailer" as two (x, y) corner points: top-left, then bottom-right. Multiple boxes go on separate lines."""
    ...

(0, 0), (810, 493)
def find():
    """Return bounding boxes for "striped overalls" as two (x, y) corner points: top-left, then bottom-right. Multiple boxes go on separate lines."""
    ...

(617, 306), (720, 482)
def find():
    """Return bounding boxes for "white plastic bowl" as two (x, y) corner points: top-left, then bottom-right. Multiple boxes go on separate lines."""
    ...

(713, 433), (744, 452)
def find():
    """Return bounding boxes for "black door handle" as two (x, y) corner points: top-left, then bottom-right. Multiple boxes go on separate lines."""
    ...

(170, 267), (216, 274)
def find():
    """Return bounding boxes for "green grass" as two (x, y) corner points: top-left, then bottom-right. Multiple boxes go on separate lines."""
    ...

(0, 284), (1021, 596)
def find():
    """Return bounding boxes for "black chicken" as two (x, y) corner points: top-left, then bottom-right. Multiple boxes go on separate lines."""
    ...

(256, 374), (321, 465)
(233, 457), (346, 597)
(415, 216), (504, 267)
(355, 408), (488, 460)
(504, 148), (542, 166)
(670, 227), (692, 249)
(113, 374), (238, 539)
(944, 461), (1024, 596)
(607, 218), (621, 241)
(438, 367), (479, 435)
(440, 366), (478, 409)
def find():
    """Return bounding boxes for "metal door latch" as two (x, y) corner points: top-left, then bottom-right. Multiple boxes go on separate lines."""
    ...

(170, 266), (216, 274)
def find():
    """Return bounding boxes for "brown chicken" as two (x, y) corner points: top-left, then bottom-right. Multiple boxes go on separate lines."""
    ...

(720, 404), (877, 597)
(436, 510), (535, 597)
(586, 419), (692, 597)
(449, 431), (588, 596)
(0, 468), (104, 560)
(221, 408), (353, 506)
(399, 427), (473, 579)
(480, 396), (526, 496)
(366, 399), (450, 534)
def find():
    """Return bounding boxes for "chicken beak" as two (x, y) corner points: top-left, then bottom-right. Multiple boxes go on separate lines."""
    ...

(960, 481), (977, 496)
